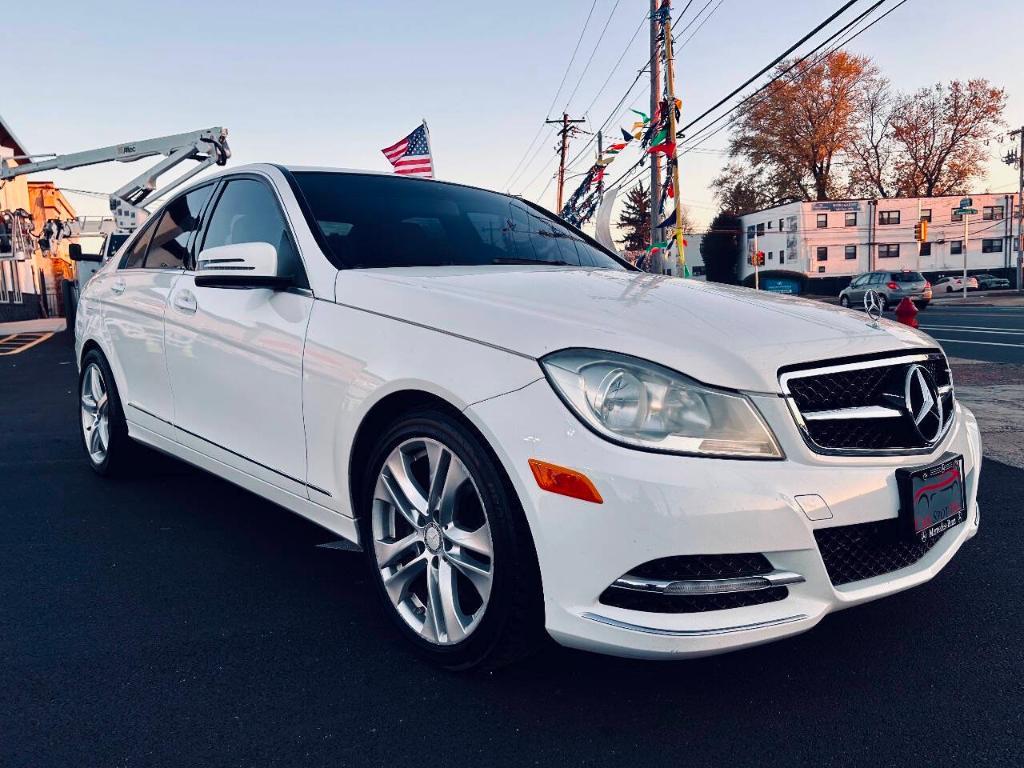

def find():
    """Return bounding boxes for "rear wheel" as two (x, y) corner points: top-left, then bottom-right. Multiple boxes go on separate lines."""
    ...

(79, 349), (132, 476)
(914, 300), (930, 310)
(359, 408), (543, 670)
(877, 295), (888, 312)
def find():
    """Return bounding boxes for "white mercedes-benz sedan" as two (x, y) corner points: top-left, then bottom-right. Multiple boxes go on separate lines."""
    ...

(75, 165), (982, 668)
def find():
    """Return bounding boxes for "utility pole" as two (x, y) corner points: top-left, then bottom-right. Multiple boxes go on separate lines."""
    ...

(1009, 126), (1024, 293)
(662, 0), (684, 275)
(648, 0), (663, 266)
(596, 129), (604, 197)
(546, 112), (586, 213)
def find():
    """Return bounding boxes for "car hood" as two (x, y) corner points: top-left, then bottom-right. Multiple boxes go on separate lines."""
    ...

(334, 266), (936, 392)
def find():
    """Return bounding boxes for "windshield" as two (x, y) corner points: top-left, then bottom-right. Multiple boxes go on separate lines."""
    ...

(290, 171), (626, 271)
(892, 271), (925, 283)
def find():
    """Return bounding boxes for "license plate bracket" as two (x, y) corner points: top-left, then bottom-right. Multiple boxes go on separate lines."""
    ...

(896, 453), (967, 544)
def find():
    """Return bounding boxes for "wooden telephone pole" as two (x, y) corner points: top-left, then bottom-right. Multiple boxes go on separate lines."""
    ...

(547, 112), (586, 213)
(648, 0), (663, 260)
(662, 0), (684, 273)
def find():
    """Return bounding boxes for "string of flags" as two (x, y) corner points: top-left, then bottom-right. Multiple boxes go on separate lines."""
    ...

(559, 97), (682, 228)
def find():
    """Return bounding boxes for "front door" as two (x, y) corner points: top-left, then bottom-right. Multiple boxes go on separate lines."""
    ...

(164, 177), (313, 492)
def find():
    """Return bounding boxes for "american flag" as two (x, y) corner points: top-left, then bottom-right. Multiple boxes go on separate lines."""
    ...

(381, 123), (434, 178)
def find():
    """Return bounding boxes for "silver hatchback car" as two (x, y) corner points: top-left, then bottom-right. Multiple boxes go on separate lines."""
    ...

(839, 270), (932, 311)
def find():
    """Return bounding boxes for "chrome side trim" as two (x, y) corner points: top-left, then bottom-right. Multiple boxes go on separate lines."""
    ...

(611, 570), (805, 596)
(580, 612), (809, 638)
(802, 405), (902, 421)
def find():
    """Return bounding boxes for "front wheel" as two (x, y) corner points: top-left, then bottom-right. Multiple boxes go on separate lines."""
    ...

(359, 408), (543, 670)
(839, 295), (850, 308)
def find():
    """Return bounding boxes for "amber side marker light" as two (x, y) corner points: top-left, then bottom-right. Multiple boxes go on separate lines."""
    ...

(528, 459), (604, 504)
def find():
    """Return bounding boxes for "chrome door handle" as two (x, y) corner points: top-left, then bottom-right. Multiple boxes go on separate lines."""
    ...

(172, 290), (198, 315)
(111, 278), (126, 295)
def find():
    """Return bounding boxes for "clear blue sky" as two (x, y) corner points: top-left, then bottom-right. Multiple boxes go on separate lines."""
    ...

(4, 0), (1022, 229)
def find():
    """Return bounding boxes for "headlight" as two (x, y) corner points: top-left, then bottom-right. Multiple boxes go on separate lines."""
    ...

(541, 349), (782, 459)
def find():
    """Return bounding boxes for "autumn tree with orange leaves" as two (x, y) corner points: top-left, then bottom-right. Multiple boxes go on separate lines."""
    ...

(713, 51), (1006, 212)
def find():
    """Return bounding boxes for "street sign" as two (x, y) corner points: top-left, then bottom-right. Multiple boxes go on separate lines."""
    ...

(959, 197), (973, 208)
(954, 208), (978, 215)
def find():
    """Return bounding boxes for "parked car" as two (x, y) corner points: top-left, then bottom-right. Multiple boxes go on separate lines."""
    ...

(932, 275), (980, 293)
(75, 166), (982, 669)
(974, 273), (1011, 290)
(838, 270), (932, 310)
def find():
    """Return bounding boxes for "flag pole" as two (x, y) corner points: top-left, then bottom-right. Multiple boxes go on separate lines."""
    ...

(422, 118), (435, 178)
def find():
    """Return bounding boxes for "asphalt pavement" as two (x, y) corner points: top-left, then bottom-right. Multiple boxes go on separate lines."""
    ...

(918, 303), (1024, 364)
(3, 334), (1023, 768)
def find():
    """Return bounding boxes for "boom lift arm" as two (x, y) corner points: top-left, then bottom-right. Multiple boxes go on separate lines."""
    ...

(0, 127), (230, 234)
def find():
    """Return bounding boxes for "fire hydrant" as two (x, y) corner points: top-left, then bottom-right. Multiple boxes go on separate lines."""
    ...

(895, 296), (919, 328)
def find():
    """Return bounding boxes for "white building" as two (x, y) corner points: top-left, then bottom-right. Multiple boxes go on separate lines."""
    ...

(737, 193), (1021, 292)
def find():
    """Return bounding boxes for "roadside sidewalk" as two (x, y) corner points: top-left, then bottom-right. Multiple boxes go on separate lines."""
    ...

(0, 318), (67, 335)
(949, 358), (1024, 469)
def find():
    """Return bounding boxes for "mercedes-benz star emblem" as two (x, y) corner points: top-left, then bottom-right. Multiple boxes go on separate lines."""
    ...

(904, 364), (943, 444)
(864, 290), (882, 324)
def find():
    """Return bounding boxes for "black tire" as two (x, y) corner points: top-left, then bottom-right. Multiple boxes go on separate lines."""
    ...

(78, 349), (133, 476)
(878, 295), (888, 312)
(946, 285), (953, 293)
(914, 300), (929, 310)
(839, 295), (850, 308)
(358, 407), (544, 670)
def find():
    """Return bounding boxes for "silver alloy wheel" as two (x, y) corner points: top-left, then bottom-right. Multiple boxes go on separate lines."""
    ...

(80, 362), (110, 464)
(371, 437), (494, 646)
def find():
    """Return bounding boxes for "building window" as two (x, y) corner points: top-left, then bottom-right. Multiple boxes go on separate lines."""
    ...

(779, 249), (785, 264)
(845, 212), (857, 227)
(845, 245), (856, 260)
(878, 243), (900, 259)
(756, 222), (765, 236)
(779, 218), (784, 231)
(982, 238), (1003, 253)
(817, 266), (826, 273)
(920, 209), (932, 222)
(878, 210), (900, 225)
(950, 240), (963, 255)
(816, 246), (828, 261)
(767, 221), (773, 230)
(920, 242), (932, 256)
(817, 213), (828, 228)
(768, 251), (774, 261)
(951, 208), (963, 223)
(983, 205), (1004, 221)
(746, 225), (755, 238)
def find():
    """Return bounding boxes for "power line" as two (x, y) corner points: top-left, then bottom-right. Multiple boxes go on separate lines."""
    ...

(562, 0), (623, 113)
(502, 0), (600, 191)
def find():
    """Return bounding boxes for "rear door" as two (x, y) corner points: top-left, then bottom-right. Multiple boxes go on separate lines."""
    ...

(164, 176), (313, 493)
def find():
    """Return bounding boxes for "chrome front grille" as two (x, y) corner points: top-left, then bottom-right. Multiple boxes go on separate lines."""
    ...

(780, 351), (954, 455)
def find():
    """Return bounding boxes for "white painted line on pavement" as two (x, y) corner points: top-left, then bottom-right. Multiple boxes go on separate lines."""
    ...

(928, 337), (1024, 349)
(920, 326), (1024, 336)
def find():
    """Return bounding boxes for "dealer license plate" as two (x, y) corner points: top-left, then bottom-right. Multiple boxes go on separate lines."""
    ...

(896, 454), (967, 544)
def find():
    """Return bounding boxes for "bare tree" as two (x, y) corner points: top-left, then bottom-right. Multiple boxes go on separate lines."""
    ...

(847, 75), (897, 198)
(890, 79), (1007, 196)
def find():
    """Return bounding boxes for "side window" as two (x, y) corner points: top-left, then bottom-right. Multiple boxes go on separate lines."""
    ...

(202, 179), (308, 288)
(120, 218), (158, 269)
(144, 185), (214, 270)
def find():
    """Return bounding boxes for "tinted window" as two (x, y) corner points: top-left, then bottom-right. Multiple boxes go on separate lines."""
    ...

(121, 219), (158, 269)
(291, 172), (623, 270)
(892, 271), (924, 283)
(203, 179), (307, 287)
(144, 186), (214, 269)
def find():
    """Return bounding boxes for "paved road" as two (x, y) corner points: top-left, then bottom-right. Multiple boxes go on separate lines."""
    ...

(918, 304), (1024, 363)
(3, 335), (1023, 768)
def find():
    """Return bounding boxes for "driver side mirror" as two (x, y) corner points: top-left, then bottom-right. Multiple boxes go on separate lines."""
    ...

(194, 242), (293, 289)
(68, 243), (102, 263)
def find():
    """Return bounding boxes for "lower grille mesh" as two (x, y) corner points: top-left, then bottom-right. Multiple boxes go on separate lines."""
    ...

(815, 519), (945, 586)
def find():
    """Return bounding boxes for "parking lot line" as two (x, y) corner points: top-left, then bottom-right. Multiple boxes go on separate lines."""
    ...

(0, 332), (54, 356)
(927, 337), (1024, 349)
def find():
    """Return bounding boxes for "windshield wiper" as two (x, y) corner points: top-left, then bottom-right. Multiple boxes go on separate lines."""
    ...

(492, 257), (573, 266)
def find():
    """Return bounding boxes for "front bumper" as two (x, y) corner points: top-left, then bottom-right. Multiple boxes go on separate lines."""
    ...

(465, 379), (982, 659)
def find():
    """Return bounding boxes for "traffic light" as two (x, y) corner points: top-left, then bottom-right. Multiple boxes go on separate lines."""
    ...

(751, 251), (765, 266)
(914, 220), (928, 242)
